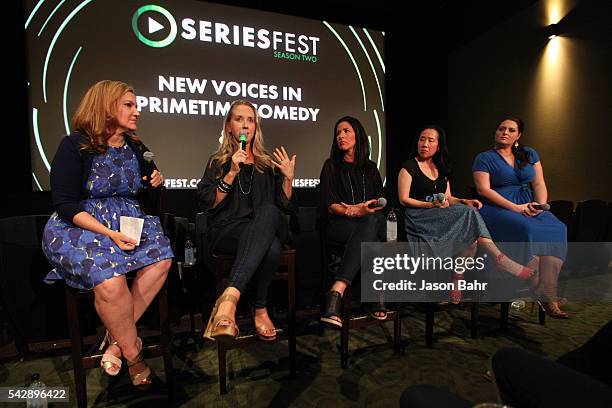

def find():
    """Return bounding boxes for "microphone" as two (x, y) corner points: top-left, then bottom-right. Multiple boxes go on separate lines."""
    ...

(530, 203), (551, 211)
(238, 131), (247, 168)
(425, 193), (446, 202)
(368, 197), (388, 209)
(142, 151), (155, 189)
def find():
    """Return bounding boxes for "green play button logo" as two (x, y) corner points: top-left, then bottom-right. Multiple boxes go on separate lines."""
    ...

(132, 5), (177, 48)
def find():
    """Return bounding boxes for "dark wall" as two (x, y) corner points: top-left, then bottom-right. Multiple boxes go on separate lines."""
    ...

(448, 0), (612, 202)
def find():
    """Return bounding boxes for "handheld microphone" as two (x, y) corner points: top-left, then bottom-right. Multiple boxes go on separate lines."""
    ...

(368, 197), (388, 209)
(530, 203), (551, 211)
(142, 151), (155, 189)
(425, 193), (446, 202)
(238, 131), (247, 169)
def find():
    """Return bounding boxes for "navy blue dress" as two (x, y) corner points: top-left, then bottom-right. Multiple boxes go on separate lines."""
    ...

(42, 145), (173, 290)
(472, 147), (567, 261)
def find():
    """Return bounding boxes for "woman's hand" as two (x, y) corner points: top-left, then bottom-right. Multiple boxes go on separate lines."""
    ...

(515, 203), (540, 217)
(109, 231), (138, 251)
(433, 198), (450, 209)
(341, 199), (382, 218)
(231, 149), (248, 173)
(462, 199), (483, 209)
(144, 169), (164, 188)
(271, 146), (296, 181)
(527, 202), (543, 216)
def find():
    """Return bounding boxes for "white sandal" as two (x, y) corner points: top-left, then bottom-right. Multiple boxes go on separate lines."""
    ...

(99, 330), (122, 376)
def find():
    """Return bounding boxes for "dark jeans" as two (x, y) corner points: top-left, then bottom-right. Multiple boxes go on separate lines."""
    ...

(492, 321), (612, 408)
(213, 205), (287, 309)
(326, 212), (385, 285)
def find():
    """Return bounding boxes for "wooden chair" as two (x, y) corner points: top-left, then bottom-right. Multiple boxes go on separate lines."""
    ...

(195, 212), (296, 394)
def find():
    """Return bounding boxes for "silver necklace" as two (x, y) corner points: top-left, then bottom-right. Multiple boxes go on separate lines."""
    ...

(347, 171), (366, 204)
(238, 167), (253, 195)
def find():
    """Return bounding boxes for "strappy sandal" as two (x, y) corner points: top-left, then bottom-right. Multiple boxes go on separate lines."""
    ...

(537, 300), (569, 319)
(496, 253), (539, 283)
(126, 337), (151, 390)
(252, 309), (277, 342)
(202, 293), (240, 343)
(320, 290), (343, 328)
(99, 330), (122, 376)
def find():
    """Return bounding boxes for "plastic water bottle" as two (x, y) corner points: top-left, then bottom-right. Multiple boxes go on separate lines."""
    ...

(26, 373), (48, 408)
(386, 210), (397, 242)
(184, 236), (195, 266)
(510, 299), (526, 311)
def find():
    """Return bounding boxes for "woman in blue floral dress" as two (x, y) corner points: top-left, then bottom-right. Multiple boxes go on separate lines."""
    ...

(42, 80), (173, 387)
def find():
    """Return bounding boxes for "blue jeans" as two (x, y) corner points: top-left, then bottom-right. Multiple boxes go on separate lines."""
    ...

(213, 205), (287, 308)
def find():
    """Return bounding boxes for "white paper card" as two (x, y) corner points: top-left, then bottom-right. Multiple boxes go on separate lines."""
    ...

(120, 216), (144, 246)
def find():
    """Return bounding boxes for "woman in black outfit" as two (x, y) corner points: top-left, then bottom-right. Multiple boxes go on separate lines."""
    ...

(197, 100), (296, 342)
(319, 116), (386, 328)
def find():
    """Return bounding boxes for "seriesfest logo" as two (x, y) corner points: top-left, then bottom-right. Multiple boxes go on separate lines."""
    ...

(132, 5), (320, 62)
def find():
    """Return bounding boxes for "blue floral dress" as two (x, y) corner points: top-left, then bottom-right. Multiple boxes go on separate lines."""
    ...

(42, 145), (173, 290)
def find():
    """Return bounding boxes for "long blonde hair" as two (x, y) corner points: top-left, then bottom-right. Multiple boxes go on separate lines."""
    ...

(72, 80), (141, 153)
(209, 100), (274, 175)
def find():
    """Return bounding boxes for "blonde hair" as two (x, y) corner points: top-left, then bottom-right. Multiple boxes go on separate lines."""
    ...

(72, 80), (140, 153)
(209, 100), (274, 175)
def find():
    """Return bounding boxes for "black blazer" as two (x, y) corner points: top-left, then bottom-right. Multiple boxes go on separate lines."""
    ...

(50, 132), (159, 222)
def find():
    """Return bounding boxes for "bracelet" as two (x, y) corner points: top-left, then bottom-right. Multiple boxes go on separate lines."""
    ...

(217, 177), (233, 193)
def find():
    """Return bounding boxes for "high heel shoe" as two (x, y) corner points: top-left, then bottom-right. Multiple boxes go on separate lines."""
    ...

(202, 293), (239, 343)
(536, 300), (569, 319)
(126, 337), (152, 390)
(99, 330), (122, 376)
(252, 309), (277, 342)
(320, 290), (343, 328)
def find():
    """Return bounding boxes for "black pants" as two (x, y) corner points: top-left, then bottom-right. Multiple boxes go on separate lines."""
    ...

(213, 205), (287, 309)
(493, 320), (612, 408)
(326, 212), (385, 284)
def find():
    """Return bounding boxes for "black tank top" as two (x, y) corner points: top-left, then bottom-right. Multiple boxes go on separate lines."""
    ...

(401, 158), (447, 200)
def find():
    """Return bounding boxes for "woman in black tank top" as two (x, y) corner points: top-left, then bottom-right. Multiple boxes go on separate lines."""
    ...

(398, 125), (537, 303)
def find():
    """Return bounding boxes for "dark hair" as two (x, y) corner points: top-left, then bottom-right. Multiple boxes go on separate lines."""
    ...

(330, 116), (371, 169)
(496, 116), (531, 168)
(410, 124), (453, 177)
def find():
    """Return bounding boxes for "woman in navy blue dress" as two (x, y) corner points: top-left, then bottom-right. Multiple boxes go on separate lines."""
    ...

(472, 117), (568, 318)
(42, 80), (173, 387)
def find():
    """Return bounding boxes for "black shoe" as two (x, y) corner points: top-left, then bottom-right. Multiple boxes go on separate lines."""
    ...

(367, 301), (388, 320)
(320, 290), (343, 328)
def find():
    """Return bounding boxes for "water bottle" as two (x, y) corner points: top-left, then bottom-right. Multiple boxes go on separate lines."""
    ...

(510, 299), (526, 311)
(184, 236), (195, 266)
(386, 210), (397, 242)
(26, 373), (48, 408)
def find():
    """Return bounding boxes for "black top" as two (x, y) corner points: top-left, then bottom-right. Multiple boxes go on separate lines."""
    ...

(401, 158), (448, 200)
(318, 158), (384, 219)
(197, 157), (295, 245)
(50, 133), (159, 221)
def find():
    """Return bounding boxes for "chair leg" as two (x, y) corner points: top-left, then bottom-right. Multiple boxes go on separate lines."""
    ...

(500, 302), (510, 330)
(65, 288), (87, 408)
(218, 344), (228, 394)
(470, 303), (479, 339)
(340, 290), (350, 369)
(538, 306), (546, 325)
(157, 283), (174, 398)
(425, 303), (434, 348)
(393, 307), (402, 354)
(287, 255), (296, 377)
